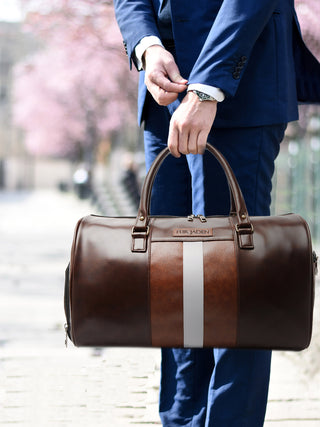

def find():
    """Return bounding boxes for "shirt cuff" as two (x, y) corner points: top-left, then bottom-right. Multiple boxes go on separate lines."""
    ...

(134, 36), (164, 71)
(187, 83), (225, 102)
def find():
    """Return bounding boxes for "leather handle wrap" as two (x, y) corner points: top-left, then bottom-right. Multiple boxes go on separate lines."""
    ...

(134, 143), (253, 247)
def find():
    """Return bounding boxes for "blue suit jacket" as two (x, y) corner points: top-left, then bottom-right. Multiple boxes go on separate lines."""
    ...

(114, 0), (320, 128)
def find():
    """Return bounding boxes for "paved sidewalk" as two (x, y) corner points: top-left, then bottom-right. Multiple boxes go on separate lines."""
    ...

(0, 190), (319, 426)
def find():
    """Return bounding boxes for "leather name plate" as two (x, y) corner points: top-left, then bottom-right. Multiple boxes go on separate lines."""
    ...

(172, 228), (214, 237)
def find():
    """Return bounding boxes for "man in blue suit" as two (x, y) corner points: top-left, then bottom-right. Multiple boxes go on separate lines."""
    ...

(114, 1), (320, 426)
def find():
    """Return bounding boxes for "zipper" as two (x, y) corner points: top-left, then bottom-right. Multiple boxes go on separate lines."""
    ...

(187, 214), (207, 223)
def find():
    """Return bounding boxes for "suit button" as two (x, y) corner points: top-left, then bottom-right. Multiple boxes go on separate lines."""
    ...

(233, 71), (240, 79)
(241, 56), (247, 63)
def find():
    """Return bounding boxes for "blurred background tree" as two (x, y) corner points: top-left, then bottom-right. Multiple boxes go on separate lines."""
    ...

(296, 0), (320, 57)
(271, 0), (320, 243)
(13, 0), (138, 162)
(2, 0), (320, 225)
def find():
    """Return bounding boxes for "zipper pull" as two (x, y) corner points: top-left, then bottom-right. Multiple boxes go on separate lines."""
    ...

(198, 215), (207, 223)
(187, 214), (207, 223)
(64, 323), (69, 347)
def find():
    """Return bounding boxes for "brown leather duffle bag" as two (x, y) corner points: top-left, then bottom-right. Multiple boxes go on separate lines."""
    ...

(64, 143), (316, 350)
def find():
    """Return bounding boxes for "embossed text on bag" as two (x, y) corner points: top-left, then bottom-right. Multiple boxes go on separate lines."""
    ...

(172, 228), (214, 237)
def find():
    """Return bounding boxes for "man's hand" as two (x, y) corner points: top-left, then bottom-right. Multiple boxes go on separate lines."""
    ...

(143, 45), (188, 105)
(168, 91), (217, 157)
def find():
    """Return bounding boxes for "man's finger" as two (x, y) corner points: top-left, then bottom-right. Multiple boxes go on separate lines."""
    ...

(151, 72), (187, 93)
(188, 132), (198, 155)
(168, 125), (181, 158)
(157, 88), (179, 105)
(146, 81), (179, 105)
(166, 65), (188, 85)
(176, 128), (189, 155)
(197, 130), (208, 155)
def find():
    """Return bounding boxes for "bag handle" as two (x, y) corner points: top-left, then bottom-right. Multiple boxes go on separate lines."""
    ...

(132, 143), (254, 251)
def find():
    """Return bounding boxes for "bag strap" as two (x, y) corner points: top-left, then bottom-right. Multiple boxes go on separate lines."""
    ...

(132, 143), (254, 251)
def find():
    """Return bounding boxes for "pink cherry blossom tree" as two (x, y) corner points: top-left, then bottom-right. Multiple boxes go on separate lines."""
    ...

(296, 0), (320, 60)
(281, 0), (320, 139)
(13, 0), (138, 159)
(14, 0), (320, 159)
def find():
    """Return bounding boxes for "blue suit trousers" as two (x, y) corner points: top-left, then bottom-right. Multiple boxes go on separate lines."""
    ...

(143, 94), (287, 427)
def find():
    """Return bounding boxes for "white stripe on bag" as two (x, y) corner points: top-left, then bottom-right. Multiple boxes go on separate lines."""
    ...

(183, 241), (204, 347)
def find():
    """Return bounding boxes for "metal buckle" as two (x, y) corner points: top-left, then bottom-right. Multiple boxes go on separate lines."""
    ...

(235, 223), (254, 233)
(131, 226), (150, 236)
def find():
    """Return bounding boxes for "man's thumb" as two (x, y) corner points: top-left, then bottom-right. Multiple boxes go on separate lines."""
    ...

(168, 66), (188, 84)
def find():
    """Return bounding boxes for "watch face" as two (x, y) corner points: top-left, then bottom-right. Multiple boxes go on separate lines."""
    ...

(193, 90), (213, 101)
(200, 93), (210, 101)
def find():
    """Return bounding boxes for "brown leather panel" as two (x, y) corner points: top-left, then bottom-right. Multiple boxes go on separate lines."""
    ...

(237, 215), (314, 350)
(149, 216), (234, 242)
(150, 241), (183, 347)
(203, 241), (238, 347)
(70, 215), (151, 346)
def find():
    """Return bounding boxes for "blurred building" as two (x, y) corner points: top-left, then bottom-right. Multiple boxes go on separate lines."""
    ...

(0, 21), (37, 189)
(0, 21), (72, 190)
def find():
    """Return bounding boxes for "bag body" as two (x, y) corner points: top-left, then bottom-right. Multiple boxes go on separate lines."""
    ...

(64, 144), (316, 350)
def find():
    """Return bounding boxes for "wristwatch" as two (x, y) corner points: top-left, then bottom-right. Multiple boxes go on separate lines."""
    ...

(191, 90), (216, 102)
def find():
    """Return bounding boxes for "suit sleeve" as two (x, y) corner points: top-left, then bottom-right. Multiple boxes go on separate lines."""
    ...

(113, 0), (160, 69)
(188, 0), (280, 97)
